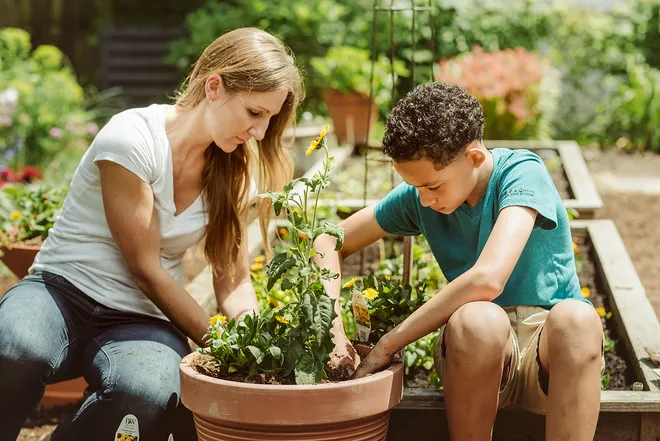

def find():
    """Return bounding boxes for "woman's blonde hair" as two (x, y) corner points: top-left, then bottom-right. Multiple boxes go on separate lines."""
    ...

(175, 27), (303, 276)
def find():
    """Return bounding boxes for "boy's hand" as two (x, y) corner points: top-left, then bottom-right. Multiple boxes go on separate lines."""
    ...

(353, 338), (396, 379)
(329, 332), (361, 375)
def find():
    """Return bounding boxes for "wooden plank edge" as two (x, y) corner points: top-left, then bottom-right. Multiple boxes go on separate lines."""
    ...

(579, 220), (660, 392)
(558, 141), (603, 212)
(397, 388), (660, 413)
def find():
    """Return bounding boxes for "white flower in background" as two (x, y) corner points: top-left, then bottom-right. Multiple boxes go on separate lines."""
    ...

(0, 88), (19, 114)
(0, 115), (12, 127)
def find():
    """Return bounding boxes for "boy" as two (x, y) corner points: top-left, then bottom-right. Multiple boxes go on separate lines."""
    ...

(318, 82), (604, 441)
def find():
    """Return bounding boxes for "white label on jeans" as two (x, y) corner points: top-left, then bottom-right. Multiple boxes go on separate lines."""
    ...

(115, 414), (139, 440)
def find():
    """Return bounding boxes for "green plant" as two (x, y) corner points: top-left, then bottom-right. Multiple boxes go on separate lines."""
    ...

(595, 57), (660, 152)
(0, 182), (68, 248)
(310, 46), (409, 108)
(200, 127), (346, 384)
(342, 274), (432, 343)
(0, 28), (97, 169)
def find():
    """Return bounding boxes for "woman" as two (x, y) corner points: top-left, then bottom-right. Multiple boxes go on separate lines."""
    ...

(0, 28), (303, 441)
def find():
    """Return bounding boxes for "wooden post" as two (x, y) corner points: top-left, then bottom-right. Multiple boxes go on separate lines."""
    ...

(402, 236), (414, 286)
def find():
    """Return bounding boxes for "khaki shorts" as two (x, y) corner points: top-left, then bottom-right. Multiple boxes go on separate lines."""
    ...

(434, 305), (605, 415)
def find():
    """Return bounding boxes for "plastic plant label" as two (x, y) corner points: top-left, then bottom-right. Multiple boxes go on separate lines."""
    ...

(352, 289), (371, 342)
(115, 414), (140, 441)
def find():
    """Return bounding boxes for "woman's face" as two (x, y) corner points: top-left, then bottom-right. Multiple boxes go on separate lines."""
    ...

(204, 75), (288, 153)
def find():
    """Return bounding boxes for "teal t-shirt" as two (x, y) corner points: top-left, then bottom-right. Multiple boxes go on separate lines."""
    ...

(374, 148), (583, 308)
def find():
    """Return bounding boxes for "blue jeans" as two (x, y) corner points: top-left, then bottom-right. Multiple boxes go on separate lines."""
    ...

(0, 271), (198, 441)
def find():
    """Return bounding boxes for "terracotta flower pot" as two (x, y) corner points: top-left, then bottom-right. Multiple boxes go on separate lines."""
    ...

(180, 352), (403, 440)
(324, 88), (378, 146)
(0, 243), (89, 408)
(0, 243), (41, 279)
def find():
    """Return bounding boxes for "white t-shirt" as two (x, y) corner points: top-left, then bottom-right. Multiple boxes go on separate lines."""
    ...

(31, 104), (208, 320)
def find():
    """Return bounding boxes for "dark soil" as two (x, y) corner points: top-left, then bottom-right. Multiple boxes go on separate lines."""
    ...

(193, 354), (352, 385)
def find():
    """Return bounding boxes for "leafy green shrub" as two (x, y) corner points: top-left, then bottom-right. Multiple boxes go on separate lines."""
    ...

(0, 28), (97, 169)
(596, 57), (660, 152)
(310, 46), (409, 109)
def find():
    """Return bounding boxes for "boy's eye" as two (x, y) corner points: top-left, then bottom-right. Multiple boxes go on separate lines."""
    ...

(429, 185), (441, 191)
(248, 109), (260, 117)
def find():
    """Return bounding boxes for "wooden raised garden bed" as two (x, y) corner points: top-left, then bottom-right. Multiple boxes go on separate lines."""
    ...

(322, 140), (603, 219)
(386, 220), (660, 441)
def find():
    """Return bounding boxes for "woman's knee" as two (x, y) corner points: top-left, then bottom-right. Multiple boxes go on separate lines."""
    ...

(444, 302), (511, 364)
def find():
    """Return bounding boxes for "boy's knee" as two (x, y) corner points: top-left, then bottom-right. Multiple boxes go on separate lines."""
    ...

(545, 300), (602, 364)
(444, 302), (510, 362)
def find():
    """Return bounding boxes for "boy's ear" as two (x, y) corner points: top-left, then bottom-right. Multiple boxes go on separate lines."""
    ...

(466, 142), (486, 168)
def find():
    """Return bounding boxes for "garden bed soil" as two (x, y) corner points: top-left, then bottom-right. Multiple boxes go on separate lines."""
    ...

(326, 149), (571, 202)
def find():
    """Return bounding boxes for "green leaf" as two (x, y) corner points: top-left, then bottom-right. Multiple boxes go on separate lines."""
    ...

(316, 221), (345, 250)
(301, 291), (315, 323)
(267, 251), (296, 290)
(246, 345), (265, 364)
(269, 346), (282, 360)
(281, 278), (293, 291)
(228, 365), (238, 373)
(312, 294), (334, 347)
(294, 352), (324, 385)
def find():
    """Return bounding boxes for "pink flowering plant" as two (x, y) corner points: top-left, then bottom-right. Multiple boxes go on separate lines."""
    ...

(435, 46), (559, 140)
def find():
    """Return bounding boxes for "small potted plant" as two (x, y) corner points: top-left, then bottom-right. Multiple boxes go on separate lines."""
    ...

(179, 126), (404, 440)
(0, 181), (67, 278)
(310, 46), (408, 146)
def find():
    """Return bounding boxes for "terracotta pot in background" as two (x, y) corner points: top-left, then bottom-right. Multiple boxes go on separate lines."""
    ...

(324, 88), (378, 146)
(0, 243), (41, 279)
(180, 351), (404, 441)
(0, 243), (88, 409)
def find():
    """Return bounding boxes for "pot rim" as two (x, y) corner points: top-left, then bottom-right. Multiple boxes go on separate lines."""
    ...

(180, 351), (402, 391)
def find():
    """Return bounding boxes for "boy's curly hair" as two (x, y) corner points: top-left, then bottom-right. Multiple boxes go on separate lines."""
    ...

(382, 82), (484, 168)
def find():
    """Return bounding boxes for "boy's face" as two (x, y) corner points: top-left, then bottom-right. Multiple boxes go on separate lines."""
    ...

(393, 143), (484, 214)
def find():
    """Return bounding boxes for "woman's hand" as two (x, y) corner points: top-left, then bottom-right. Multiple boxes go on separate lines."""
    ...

(329, 329), (361, 376)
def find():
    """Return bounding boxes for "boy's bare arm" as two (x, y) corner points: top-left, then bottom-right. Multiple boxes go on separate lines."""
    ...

(355, 205), (538, 378)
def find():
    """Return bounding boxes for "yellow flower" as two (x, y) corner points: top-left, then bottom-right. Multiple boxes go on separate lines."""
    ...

(596, 307), (606, 318)
(278, 227), (289, 238)
(573, 241), (579, 255)
(305, 124), (329, 156)
(267, 296), (280, 309)
(275, 315), (289, 325)
(298, 232), (309, 240)
(606, 311), (613, 319)
(209, 314), (227, 327)
(250, 262), (263, 271)
(342, 277), (357, 289)
(305, 140), (319, 156)
(363, 288), (379, 301)
(254, 255), (265, 263)
(10, 211), (22, 220)
(581, 287), (591, 298)
(385, 275), (391, 280)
